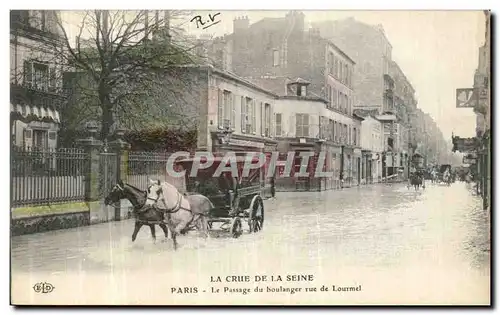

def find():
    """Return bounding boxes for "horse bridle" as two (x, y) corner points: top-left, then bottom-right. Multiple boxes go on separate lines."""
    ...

(148, 186), (190, 213)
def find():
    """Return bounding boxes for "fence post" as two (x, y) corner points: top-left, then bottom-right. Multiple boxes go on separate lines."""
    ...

(109, 128), (131, 221)
(76, 125), (103, 202)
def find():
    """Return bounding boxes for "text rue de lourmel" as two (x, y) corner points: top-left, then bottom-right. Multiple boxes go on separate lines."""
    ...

(170, 274), (362, 295)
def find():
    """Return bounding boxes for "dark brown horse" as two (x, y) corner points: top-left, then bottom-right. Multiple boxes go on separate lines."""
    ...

(409, 172), (425, 191)
(104, 181), (169, 243)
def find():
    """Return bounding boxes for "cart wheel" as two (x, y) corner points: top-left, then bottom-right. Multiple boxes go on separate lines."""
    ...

(230, 217), (243, 238)
(249, 196), (264, 233)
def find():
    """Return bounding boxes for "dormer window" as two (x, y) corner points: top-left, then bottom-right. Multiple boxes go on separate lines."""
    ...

(286, 78), (310, 97)
(299, 85), (306, 96)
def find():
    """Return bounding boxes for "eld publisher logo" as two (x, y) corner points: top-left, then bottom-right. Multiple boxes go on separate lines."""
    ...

(33, 282), (55, 294)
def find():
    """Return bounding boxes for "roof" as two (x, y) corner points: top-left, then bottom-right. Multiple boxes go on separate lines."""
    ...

(278, 95), (328, 104)
(326, 40), (356, 65)
(352, 112), (365, 121)
(288, 77), (311, 85)
(172, 65), (278, 98)
(353, 108), (380, 119)
(246, 76), (290, 95)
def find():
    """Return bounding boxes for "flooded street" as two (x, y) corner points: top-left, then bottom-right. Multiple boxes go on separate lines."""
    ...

(11, 182), (490, 305)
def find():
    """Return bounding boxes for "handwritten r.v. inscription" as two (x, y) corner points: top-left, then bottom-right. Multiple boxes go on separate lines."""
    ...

(191, 12), (221, 30)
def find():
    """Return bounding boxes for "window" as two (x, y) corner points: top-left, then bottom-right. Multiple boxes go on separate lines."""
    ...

(343, 124), (347, 143)
(329, 119), (334, 141)
(273, 50), (280, 67)
(240, 96), (246, 133)
(326, 86), (331, 107)
(344, 64), (348, 83)
(296, 114), (309, 137)
(319, 117), (325, 139)
(218, 89), (224, 128)
(275, 113), (282, 136)
(332, 54), (336, 77)
(329, 53), (335, 75)
(346, 96), (349, 114)
(264, 103), (271, 137)
(48, 131), (57, 140)
(332, 88), (337, 108)
(339, 61), (343, 83)
(299, 85), (306, 96)
(335, 59), (340, 79)
(11, 10), (30, 24)
(219, 90), (234, 129)
(244, 98), (255, 134)
(24, 61), (54, 91)
(353, 127), (357, 145)
(333, 121), (339, 142)
(31, 10), (46, 31)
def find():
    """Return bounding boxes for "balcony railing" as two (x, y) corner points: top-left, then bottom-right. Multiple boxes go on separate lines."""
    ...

(11, 83), (66, 110)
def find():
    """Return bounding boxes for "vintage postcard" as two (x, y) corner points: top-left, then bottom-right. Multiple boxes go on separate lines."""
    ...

(10, 9), (491, 305)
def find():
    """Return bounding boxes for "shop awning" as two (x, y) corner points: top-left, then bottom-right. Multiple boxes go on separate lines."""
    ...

(10, 103), (60, 124)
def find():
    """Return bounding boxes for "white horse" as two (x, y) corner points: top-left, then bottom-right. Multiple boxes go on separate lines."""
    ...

(145, 179), (213, 250)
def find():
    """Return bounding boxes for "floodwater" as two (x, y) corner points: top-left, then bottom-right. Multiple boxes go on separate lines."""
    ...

(11, 181), (490, 305)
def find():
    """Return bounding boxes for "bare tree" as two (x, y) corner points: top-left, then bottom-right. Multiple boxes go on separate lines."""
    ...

(45, 10), (205, 140)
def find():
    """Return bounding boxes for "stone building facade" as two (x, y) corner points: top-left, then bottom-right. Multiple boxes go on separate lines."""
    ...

(10, 10), (64, 150)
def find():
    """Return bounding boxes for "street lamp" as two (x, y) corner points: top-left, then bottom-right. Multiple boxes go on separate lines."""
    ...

(219, 119), (233, 145)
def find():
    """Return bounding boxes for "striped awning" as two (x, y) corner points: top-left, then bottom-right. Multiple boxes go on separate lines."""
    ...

(10, 103), (60, 123)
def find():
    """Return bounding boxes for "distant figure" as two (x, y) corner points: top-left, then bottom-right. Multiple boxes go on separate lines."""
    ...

(270, 176), (276, 198)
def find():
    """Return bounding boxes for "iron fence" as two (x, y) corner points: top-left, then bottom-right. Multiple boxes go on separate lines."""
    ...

(127, 150), (184, 190)
(99, 152), (118, 199)
(127, 151), (171, 190)
(11, 147), (88, 207)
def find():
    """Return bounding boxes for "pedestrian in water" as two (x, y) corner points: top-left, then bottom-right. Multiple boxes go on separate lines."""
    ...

(270, 176), (276, 198)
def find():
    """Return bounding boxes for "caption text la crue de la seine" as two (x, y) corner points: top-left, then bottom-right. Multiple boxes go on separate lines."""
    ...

(171, 274), (362, 295)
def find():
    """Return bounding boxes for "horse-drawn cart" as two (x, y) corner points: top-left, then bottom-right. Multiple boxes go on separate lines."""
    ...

(437, 164), (453, 185)
(176, 155), (265, 238)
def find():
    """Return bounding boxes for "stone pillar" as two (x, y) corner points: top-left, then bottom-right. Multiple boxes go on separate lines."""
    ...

(109, 128), (131, 221)
(76, 123), (103, 202)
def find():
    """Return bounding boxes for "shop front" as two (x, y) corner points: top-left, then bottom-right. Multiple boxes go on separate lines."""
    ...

(361, 149), (372, 184)
(353, 148), (362, 186)
(341, 146), (354, 188)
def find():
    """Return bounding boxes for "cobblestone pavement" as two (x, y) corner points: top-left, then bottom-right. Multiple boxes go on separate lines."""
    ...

(11, 181), (490, 305)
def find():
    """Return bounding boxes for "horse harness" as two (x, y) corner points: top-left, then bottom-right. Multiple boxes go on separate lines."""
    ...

(147, 186), (193, 214)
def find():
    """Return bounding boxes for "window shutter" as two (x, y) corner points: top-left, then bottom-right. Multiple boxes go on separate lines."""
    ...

(231, 94), (236, 130)
(269, 103), (274, 137)
(241, 96), (246, 133)
(23, 61), (32, 86)
(260, 102), (264, 136)
(252, 100), (256, 134)
(304, 114), (310, 137)
(274, 113), (280, 137)
(49, 66), (56, 90)
(245, 99), (252, 133)
(217, 89), (223, 129)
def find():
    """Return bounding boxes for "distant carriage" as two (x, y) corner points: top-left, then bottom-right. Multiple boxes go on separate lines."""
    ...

(408, 153), (425, 190)
(438, 164), (453, 185)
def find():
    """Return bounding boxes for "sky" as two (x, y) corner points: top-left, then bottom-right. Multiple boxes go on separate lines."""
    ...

(62, 10), (486, 141)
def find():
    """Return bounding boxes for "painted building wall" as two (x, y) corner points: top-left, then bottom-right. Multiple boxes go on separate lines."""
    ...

(10, 10), (63, 150)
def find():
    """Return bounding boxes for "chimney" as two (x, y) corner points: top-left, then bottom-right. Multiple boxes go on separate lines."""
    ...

(233, 16), (249, 33)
